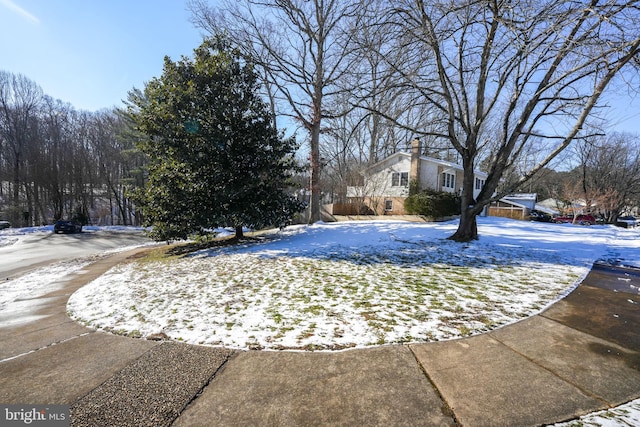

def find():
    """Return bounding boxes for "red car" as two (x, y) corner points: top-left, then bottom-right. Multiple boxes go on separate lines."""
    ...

(552, 214), (596, 225)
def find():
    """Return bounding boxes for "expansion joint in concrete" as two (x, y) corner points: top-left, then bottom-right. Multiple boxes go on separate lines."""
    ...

(169, 348), (241, 426)
(406, 344), (461, 426)
(0, 331), (93, 364)
(489, 326), (612, 408)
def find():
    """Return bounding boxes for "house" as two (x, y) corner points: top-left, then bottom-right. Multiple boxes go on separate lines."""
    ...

(533, 198), (560, 216)
(339, 139), (488, 216)
(488, 194), (570, 221)
(488, 193), (538, 220)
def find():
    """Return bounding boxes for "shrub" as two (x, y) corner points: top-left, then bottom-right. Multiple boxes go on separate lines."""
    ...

(404, 188), (461, 218)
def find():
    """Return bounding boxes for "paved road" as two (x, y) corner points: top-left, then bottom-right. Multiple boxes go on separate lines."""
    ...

(0, 229), (154, 330)
(0, 229), (153, 280)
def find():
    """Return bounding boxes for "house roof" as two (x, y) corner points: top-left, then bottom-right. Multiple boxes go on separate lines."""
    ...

(538, 198), (562, 209)
(496, 199), (529, 209)
(503, 193), (537, 202)
(534, 204), (559, 215)
(365, 152), (488, 178)
(538, 198), (594, 210)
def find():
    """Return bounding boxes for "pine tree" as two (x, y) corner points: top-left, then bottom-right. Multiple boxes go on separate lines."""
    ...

(129, 36), (304, 241)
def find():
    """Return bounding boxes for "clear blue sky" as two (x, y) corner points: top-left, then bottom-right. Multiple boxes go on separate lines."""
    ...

(1, 0), (207, 111)
(1, 0), (638, 136)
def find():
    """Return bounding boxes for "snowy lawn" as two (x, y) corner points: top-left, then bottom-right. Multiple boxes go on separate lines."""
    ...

(66, 217), (640, 351)
(0, 225), (153, 327)
(553, 399), (640, 427)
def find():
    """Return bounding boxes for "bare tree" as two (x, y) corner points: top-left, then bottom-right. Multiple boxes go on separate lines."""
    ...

(0, 70), (147, 226)
(189, 0), (362, 223)
(371, 0), (640, 241)
(584, 132), (640, 221)
(344, 3), (415, 163)
(348, 0), (452, 162)
(0, 71), (43, 224)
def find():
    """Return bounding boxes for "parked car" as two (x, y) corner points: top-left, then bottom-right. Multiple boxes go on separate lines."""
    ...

(552, 214), (596, 225)
(54, 220), (83, 234)
(616, 216), (639, 228)
(528, 210), (552, 222)
(0, 220), (10, 230)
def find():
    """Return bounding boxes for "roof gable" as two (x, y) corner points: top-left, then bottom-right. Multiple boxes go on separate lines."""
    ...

(365, 152), (487, 178)
(365, 152), (409, 173)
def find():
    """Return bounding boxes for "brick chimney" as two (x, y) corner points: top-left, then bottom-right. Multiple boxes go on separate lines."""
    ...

(409, 138), (421, 186)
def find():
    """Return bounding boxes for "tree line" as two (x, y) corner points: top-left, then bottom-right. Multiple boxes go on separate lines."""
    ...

(2, 0), (640, 241)
(523, 132), (640, 222)
(0, 70), (145, 227)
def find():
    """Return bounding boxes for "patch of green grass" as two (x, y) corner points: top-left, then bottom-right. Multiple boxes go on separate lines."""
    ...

(273, 326), (295, 339)
(132, 246), (185, 265)
(430, 299), (445, 309)
(323, 285), (336, 298)
(372, 333), (386, 345)
(458, 325), (472, 336)
(413, 311), (431, 321)
(297, 324), (317, 341)
(303, 305), (325, 316)
(271, 311), (283, 324)
(444, 293), (458, 303)
(354, 300), (372, 309)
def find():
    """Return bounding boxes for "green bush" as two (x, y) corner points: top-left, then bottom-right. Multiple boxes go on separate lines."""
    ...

(404, 188), (461, 218)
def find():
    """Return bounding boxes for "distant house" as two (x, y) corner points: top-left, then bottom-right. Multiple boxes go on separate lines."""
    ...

(488, 193), (538, 220)
(336, 139), (488, 216)
(535, 198), (561, 216)
(488, 194), (569, 220)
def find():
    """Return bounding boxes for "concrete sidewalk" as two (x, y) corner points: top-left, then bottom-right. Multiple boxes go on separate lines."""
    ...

(1, 250), (638, 426)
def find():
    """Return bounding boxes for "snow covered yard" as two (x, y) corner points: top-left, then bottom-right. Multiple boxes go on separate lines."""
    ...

(66, 217), (640, 351)
(0, 225), (152, 323)
(3, 218), (640, 426)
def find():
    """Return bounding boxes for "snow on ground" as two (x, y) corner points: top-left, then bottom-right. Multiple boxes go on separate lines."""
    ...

(0, 225), (150, 326)
(0, 224), (147, 247)
(0, 257), (95, 327)
(0, 225), (52, 248)
(553, 399), (640, 427)
(3, 217), (640, 426)
(67, 217), (640, 351)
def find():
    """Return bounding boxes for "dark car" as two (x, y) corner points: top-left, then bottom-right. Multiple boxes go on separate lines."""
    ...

(0, 220), (10, 230)
(529, 210), (552, 222)
(552, 214), (596, 225)
(54, 220), (83, 234)
(616, 216), (639, 228)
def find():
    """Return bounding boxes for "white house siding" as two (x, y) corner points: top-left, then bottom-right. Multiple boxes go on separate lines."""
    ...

(339, 152), (488, 216)
(419, 161), (440, 191)
(368, 156), (412, 198)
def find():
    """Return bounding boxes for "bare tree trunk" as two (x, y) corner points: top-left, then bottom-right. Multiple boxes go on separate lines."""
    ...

(449, 154), (480, 241)
(308, 66), (324, 223)
(309, 131), (322, 223)
(450, 208), (478, 242)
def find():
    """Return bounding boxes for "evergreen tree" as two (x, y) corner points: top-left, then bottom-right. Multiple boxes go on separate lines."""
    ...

(129, 36), (304, 241)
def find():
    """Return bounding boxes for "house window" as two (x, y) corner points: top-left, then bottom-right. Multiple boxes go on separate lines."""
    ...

(391, 172), (409, 187)
(385, 200), (393, 211)
(475, 178), (485, 190)
(442, 172), (455, 189)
